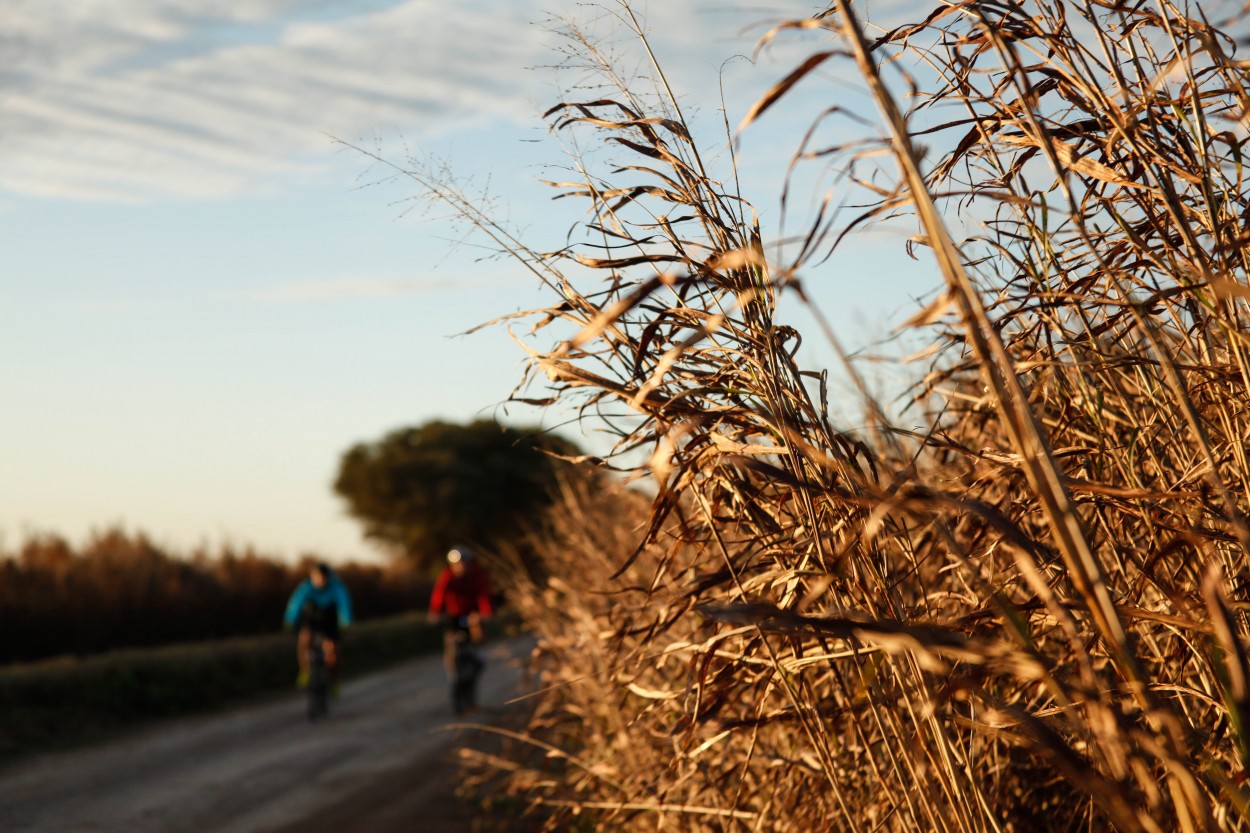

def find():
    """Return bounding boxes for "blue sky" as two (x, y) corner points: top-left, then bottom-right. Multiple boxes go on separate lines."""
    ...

(2, 0), (932, 562)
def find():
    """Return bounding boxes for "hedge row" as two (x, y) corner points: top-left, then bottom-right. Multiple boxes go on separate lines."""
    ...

(0, 613), (443, 756)
(3, 529), (431, 663)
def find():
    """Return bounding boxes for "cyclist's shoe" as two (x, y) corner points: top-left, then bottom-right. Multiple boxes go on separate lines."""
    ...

(296, 669), (310, 689)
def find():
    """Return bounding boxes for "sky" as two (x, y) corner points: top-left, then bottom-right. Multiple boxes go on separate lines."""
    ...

(2, 0), (933, 563)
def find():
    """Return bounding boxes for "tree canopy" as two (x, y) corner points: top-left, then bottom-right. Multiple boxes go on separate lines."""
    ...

(333, 420), (583, 571)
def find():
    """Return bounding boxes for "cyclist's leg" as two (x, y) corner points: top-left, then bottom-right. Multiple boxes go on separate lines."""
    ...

(317, 611), (342, 695)
(320, 636), (339, 698)
(442, 627), (457, 677)
(323, 636), (339, 679)
(296, 627), (311, 686)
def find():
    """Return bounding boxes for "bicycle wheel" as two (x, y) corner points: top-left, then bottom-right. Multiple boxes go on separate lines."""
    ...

(308, 680), (328, 720)
(307, 643), (329, 721)
(451, 641), (483, 715)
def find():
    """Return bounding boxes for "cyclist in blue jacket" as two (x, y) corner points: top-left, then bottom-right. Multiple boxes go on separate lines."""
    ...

(284, 562), (353, 692)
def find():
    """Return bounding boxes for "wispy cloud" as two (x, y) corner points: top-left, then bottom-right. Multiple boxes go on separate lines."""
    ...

(3, 0), (548, 202)
(3, 0), (834, 204)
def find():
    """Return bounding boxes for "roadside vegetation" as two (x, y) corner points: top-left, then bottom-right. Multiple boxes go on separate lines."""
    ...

(1, 527), (426, 664)
(0, 612), (442, 757)
(413, 1), (1250, 830)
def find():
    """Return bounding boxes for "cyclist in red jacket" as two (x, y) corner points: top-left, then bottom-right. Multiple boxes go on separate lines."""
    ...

(428, 546), (493, 676)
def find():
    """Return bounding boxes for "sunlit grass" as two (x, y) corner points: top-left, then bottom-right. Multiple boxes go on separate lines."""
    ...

(389, 2), (1250, 830)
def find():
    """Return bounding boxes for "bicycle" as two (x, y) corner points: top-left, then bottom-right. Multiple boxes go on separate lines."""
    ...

(305, 626), (331, 721)
(447, 616), (485, 716)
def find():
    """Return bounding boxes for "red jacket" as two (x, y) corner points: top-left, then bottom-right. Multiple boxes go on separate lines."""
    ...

(429, 564), (493, 618)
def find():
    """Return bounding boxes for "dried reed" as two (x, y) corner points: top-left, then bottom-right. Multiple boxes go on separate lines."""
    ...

(400, 2), (1250, 830)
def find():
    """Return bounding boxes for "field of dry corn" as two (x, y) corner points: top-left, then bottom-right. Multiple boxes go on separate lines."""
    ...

(402, 2), (1250, 830)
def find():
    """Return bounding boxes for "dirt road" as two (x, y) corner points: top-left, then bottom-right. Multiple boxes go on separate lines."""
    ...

(0, 638), (532, 833)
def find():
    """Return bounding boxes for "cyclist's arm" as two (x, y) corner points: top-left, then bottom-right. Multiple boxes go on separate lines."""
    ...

(475, 572), (494, 618)
(334, 580), (354, 626)
(428, 569), (451, 617)
(283, 582), (309, 628)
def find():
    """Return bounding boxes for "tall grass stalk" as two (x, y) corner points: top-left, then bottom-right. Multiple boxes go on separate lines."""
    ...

(382, 1), (1250, 829)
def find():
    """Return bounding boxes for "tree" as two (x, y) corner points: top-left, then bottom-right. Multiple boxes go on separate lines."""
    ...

(333, 419), (583, 572)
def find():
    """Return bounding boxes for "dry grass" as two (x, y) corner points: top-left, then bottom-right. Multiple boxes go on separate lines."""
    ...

(381, 1), (1250, 830)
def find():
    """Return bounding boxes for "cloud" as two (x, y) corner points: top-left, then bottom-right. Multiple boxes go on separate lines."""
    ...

(2, 0), (550, 202)
(1, 0), (838, 204)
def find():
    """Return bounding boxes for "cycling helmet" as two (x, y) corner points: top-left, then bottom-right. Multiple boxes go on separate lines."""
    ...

(447, 546), (472, 565)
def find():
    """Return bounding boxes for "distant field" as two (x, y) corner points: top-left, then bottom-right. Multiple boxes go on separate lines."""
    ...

(0, 612), (443, 757)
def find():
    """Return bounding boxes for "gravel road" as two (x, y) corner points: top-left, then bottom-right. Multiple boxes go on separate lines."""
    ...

(0, 638), (532, 833)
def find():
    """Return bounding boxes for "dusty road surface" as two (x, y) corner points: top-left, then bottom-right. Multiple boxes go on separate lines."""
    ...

(0, 638), (533, 833)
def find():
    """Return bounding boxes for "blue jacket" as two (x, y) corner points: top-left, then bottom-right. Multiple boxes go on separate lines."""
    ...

(283, 573), (353, 627)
